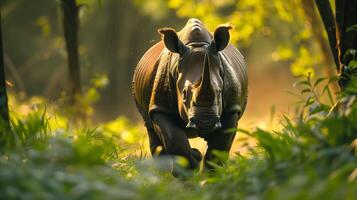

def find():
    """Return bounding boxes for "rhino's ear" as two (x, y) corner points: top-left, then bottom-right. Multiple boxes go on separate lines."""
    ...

(210, 25), (233, 53)
(158, 27), (188, 56)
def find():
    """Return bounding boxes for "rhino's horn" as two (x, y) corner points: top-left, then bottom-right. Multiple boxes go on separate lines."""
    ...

(196, 53), (214, 105)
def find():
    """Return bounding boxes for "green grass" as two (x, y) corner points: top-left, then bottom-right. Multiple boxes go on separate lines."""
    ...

(0, 77), (357, 200)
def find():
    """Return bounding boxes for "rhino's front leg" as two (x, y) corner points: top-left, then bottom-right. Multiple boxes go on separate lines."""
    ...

(151, 113), (201, 170)
(203, 113), (239, 171)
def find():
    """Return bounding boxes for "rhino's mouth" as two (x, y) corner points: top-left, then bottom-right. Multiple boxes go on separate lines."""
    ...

(186, 106), (221, 131)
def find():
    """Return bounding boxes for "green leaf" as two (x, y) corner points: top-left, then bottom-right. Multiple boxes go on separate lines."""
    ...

(343, 49), (357, 61)
(309, 104), (330, 115)
(328, 75), (338, 84)
(301, 88), (311, 94)
(323, 85), (335, 105)
(294, 80), (311, 87)
(304, 96), (314, 108)
(236, 128), (251, 135)
(349, 60), (357, 67)
(346, 25), (357, 32)
(313, 77), (326, 88)
(223, 127), (237, 134)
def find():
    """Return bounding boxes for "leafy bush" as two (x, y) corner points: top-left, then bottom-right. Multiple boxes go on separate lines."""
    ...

(0, 77), (357, 200)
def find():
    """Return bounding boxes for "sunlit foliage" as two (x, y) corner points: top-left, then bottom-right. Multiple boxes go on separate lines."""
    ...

(1, 1), (357, 199)
(1, 77), (357, 199)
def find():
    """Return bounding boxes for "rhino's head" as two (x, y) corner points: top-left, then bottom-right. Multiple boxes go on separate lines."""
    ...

(158, 18), (233, 132)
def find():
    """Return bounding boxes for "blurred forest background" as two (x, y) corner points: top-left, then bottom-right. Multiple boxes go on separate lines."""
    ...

(2, 0), (357, 199)
(1, 0), (337, 129)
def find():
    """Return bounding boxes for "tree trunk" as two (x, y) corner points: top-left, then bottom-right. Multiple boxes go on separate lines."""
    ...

(335, 0), (357, 66)
(335, 0), (357, 89)
(315, 0), (357, 89)
(314, 0), (339, 70)
(0, 7), (10, 129)
(61, 0), (81, 105)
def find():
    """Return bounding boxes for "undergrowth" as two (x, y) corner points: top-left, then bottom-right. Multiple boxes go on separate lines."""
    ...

(0, 77), (357, 200)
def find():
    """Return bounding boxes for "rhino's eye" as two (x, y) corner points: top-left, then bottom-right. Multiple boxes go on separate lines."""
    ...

(182, 88), (188, 103)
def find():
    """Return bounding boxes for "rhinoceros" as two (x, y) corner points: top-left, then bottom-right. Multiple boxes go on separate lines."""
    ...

(132, 18), (247, 171)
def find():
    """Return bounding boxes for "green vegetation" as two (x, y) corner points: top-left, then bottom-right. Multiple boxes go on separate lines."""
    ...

(0, 77), (356, 199)
(1, 0), (357, 199)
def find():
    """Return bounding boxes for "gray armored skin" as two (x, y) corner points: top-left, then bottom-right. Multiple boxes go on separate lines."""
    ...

(132, 18), (247, 172)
